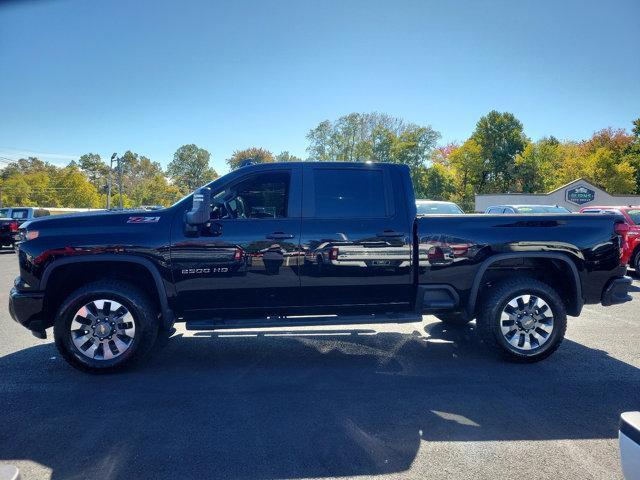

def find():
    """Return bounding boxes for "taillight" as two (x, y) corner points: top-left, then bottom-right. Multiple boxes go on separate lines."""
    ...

(9, 221), (18, 232)
(427, 246), (445, 262)
(234, 247), (243, 261)
(328, 247), (339, 261)
(615, 222), (630, 265)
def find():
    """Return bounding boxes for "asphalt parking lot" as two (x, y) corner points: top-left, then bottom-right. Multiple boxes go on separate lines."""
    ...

(0, 250), (638, 480)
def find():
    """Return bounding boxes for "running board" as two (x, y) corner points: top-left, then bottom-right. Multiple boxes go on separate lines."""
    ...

(185, 312), (423, 331)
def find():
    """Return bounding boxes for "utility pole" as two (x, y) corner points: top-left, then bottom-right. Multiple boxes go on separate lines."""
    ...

(118, 155), (124, 210)
(107, 153), (117, 210)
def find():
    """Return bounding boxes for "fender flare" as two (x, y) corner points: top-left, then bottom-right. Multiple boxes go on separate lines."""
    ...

(466, 252), (583, 316)
(41, 254), (174, 329)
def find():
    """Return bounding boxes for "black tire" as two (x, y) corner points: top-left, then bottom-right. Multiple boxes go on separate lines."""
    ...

(54, 280), (158, 374)
(316, 256), (326, 275)
(435, 313), (473, 327)
(633, 250), (640, 275)
(476, 276), (567, 363)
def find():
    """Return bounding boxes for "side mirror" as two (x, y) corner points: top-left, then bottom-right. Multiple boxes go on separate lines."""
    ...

(186, 187), (211, 226)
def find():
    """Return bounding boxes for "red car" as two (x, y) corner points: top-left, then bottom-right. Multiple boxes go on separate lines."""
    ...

(580, 206), (640, 271)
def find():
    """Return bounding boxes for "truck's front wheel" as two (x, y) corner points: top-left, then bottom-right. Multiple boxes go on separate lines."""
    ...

(54, 280), (158, 373)
(476, 277), (567, 362)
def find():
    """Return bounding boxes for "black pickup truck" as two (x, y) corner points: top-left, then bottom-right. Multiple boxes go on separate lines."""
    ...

(9, 162), (633, 373)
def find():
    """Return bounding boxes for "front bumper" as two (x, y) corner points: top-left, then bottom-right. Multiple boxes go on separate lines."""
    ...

(601, 276), (633, 306)
(9, 287), (46, 337)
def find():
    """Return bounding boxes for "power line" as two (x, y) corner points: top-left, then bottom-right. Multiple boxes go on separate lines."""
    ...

(0, 187), (89, 191)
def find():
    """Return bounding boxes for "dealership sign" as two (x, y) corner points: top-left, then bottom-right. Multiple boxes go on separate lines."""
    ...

(566, 185), (596, 205)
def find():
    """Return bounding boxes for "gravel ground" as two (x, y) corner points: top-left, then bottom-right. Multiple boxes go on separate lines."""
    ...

(0, 250), (638, 480)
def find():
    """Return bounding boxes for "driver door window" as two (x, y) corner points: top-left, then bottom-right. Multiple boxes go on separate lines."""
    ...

(212, 172), (290, 220)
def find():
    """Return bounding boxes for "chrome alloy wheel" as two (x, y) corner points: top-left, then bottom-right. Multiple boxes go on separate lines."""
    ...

(70, 299), (136, 360)
(500, 294), (554, 351)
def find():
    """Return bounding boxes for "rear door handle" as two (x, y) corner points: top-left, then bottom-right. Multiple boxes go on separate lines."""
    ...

(376, 230), (404, 238)
(266, 232), (295, 240)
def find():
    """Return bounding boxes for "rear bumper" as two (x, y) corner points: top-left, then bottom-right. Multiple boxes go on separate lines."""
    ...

(601, 276), (633, 306)
(9, 287), (46, 335)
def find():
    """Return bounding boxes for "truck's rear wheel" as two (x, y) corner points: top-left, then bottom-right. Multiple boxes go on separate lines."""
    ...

(633, 250), (640, 275)
(54, 280), (158, 373)
(476, 277), (567, 362)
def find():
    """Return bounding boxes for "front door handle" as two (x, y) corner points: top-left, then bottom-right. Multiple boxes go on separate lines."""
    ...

(376, 230), (404, 238)
(266, 232), (295, 240)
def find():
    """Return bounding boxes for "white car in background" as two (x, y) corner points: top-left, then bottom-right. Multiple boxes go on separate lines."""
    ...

(415, 200), (464, 215)
(620, 412), (640, 480)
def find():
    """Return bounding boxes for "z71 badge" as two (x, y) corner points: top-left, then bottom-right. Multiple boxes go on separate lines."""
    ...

(127, 216), (160, 224)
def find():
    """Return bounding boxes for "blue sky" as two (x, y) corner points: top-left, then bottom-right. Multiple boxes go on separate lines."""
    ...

(1, 0), (639, 174)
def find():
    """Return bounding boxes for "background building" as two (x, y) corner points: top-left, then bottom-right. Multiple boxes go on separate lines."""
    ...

(475, 178), (640, 212)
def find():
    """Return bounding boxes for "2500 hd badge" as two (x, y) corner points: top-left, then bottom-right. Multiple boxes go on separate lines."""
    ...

(181, 268), (229, 274)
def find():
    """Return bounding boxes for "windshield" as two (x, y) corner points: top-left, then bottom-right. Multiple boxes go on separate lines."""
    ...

(626, 209), (640, 224)
(517, 206), (570, 213)
(416, 202), (464, 214)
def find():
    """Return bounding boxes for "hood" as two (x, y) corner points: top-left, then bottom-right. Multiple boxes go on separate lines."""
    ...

(20, 208), (171, 230)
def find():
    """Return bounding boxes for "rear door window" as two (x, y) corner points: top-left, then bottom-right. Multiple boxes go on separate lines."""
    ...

(312, 169), (387, 218)
(10, 208), (28, 219)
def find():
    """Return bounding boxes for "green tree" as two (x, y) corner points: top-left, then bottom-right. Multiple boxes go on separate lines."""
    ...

(113, 151), (181, 206)
(167, 144), (218, 193)
(448, 139), (485, 211)
(332, 113), (367, 162)
(275, 151), (303, 163)
(130, 156), (181, 206)
(514, 137), (561, 193)
(413, 163), (455, 201)
(370, 125), (396, 163)
(625, 119), (640, 194)
(51, 164), (101, 207)
(306, 120), (335, 161)
(471, 111), (528, 192)
(226, 147), (274, 170)
(306, 112), (437, 164)
(391, 126), (440, 170)
(0, 176), (31, 206)
(586, 147), (636, 194)
(580, 127), (638, 192)
(78, 153), (109, 191)
(1, 157), (57, 179)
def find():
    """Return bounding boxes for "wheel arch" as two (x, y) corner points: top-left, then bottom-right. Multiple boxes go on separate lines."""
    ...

(41, 254), (174, 329)
(467, 253), (583, 317)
